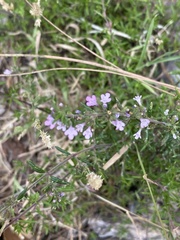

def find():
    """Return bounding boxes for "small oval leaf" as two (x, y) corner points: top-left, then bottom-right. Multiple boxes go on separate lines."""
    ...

(50, 176), (68, 184)
(55, 146), (70, 156)
(57, 184), (75, 192)
(28, 160), (45, 173)
(17, 188), (27, 200)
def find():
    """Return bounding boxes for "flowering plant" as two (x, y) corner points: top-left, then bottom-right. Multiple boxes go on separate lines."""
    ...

(44, 93), (178, 143)
(1, 1), (180, 239)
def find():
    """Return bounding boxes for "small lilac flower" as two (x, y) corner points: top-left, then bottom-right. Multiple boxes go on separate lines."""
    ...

(83, 127), (93, 139)
(44, 115), (56, 129)
(60, 192), (65, 197)
(115, 113), (120, 119)
(3, 69), (11, 75)
(134, 128), (142, 139)
(59, 102), (63, 107)
(125, 111), (131, 118)
(86, 95), (98, 107)
(76, 123), (85, 132)
(64, 126), (78, 140)
(102, 103), (108, 108)
(133, 95), (142, 106)
(75, 110), (81, 114)
(173, 115), (179, 122)
(172, 133), (177, 139)
(100, 93), (111, 105)
(140, 118), (150, 128)
(111, 120), (125, 131)
(56, 121), (66, 131)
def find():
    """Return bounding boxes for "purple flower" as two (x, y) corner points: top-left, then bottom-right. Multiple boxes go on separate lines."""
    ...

(133, 95), (142, 106)
(3, 69), (11, 75)
(60, 192), (65, 197)
(115, 113), (120, 119)
(102, 103), (108, 108)
(44, 115), (56, 129)
(64, 126), (78, 140)
(100, 93), (111, 106)
(59, 102), (63, 107)
(134, 128), (142, 139)
(76, 123), (85, 132)
(75, 110), (81, 114)
(173, 115), (179, 122)
(56, 121), (66, 131)
(83, 127), (93, 139)
(140, 118), (150, 128)
(125, 111), (131, 118)
(86, 95), (98, 107)
(111, 120), (125, 131)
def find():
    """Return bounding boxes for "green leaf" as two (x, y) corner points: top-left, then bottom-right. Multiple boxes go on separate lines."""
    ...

(55, 146), (70, 156)
(50, 176), (68, 184)
(141, 82), (157, 95)
(14, 126), (24, 134)
(27, 160), (45, 173)
(140, 51), (180, 69)
(136, 15), (157, 70)
(161, 134), (170, 146)
(57, 184), (75, 192)
(17, 188), (27, 200)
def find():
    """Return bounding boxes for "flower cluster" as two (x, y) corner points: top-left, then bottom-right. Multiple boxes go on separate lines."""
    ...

(132, 95), (150, 139)
(44, 92), (112, 141)
(85, 92), (111, 108)
(44, 113), (92, 140)
(110, 95), (151, 139)
(133, 118), (150, 140)
(43, 93), (178, 142)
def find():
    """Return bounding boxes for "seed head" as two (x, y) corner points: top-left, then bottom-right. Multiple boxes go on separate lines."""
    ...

(86, 172), (103, 190)
(30, 2), (43, 17)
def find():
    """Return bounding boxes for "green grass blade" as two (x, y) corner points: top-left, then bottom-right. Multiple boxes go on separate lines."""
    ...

(136, 15), (157, 70)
